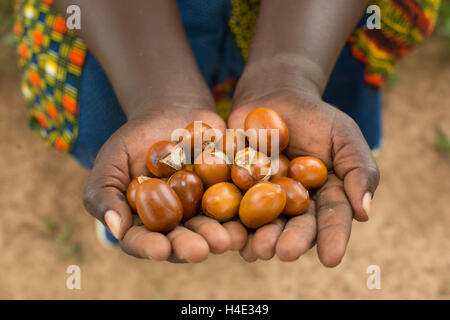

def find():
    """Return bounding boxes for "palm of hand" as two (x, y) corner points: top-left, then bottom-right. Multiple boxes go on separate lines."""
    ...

(83, 107), (249, 262)
(227, 91), (379, 266)
(83, 92), (378, 267)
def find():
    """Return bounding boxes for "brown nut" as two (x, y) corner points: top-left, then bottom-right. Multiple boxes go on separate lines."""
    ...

(239, 182), (286, 229)
(215, 130), (248, 160)
(168, 170), (204, 222)
(231, 147), (271, 191)
(146, 141), (185, 178)
(270, 154), (290, 179)
(288, 156), (328, 189)
(136, 178), (183, 233)
(202, 182), (242, 222)
(126, 176), (150, 211)
(244, 107), (290, 156)
(193, 149), (231, 188)
(231, 165), (257, 192)
(271, 177), (310, 217)
(179, 122), (218, 159)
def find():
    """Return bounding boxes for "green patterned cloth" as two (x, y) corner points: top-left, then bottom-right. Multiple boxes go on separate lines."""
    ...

(14, 0), (87, 151)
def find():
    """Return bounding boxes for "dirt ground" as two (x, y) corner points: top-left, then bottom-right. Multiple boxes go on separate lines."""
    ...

(0, 33), (449, 300)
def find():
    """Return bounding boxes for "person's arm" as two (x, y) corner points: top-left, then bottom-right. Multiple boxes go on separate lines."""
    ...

(230, 0), (380, 267)
(53, 1), (246, 262)
(235, 0), (369, 100)
(55, 0), (215, 119)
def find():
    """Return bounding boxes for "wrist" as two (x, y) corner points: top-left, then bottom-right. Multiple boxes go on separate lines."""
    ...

(124, 90), (217, 122)
(233, 53), (326, 107)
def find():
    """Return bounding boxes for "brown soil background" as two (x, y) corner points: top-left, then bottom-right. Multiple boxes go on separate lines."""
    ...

(0, 33), (449, 300)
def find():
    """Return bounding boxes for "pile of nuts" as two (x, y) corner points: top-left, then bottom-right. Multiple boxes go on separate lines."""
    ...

(126, 108), (328, 233)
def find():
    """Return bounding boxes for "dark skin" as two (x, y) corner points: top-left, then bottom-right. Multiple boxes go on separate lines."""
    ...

(55, 0), (379, 266)
(229, 0), (379, 266)
(55, 0), (245, 262)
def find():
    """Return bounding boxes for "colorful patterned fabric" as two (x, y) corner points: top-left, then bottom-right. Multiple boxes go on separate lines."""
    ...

(15, 0), (439, 153)
(213, 79), (237, 121)
(13, 0), (87, 151)
(229, 0), (441, 87)
(349, 0), (441, 86)
(229, 0), (260, 60)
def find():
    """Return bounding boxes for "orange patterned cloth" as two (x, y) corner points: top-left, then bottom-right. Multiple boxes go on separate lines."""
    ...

(14, 0), (441, 153)
(349, 0), (441, 86)
(229, 0), (441, 87)
(13, 0), (87, 151)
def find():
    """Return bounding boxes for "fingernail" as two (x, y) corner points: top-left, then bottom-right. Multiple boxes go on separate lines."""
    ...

(143, 247), (153, 260)
(362, 192), (372, 219)
(104, 210), (122, 239)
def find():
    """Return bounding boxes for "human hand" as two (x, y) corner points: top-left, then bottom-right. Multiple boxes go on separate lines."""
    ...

(83, 106), (248, 262)
(228, 86), (380, 267)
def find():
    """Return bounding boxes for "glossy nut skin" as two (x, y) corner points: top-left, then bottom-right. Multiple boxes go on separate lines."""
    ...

(215, 130), (248, 160)
(136, 178), (183, 233)
(127, 176), (150, 212)
(202, 182), (242, 222)
(168, 170), (204, 222)
(146, 141), (182, 178)
(270, 154), (290, 179)
(126, 176), (150, 211)
(239, 182), (287, 229)
(244, 149), (272, 181)
(193, 149), (231, 188)
(288, 156), (328, 189)
(271, 177), (310, 217)
(126, 178), (141, 211)
(244, 108), (290, 156)
(231, 148), (271, 191)
(231, 165), (256, 191)
(180, 122), (216, 158)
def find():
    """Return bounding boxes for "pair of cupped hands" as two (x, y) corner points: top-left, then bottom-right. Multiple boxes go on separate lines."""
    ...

(83, 86), (380, 267)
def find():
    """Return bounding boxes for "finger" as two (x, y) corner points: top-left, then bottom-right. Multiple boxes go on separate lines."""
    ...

(192, 109), (227, 136)
(222, 220), (248, 251)
(184, 216), (232, 254)
(166, 254), (190, 264)
(227, 105), (251, 130)
(315, 174), (353, 268)
(251, 217), (287, 260)
(332, 114), (380, 221)
(343, 166), (379, 222)
(239, 233), (258, 262)
(275, 202), (317, 262)
(119, 224), (171, 261)
(167, 226), (210, 263)
(83, 140), (134, 240)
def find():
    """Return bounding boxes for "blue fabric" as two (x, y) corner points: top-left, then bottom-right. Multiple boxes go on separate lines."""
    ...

(177, 0), (245, 88)
(70, 0), (382, 169)
(105, 226), (119, 244)
(323, 44), (382, 150)
(70, 52), (127, 169)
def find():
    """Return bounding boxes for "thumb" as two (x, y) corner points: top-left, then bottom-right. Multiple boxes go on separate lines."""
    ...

(342, 166), (380, 221)
(227, 105), (252, 130)
(83, 144), (134, 240)
(332, 116), (380, 222)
